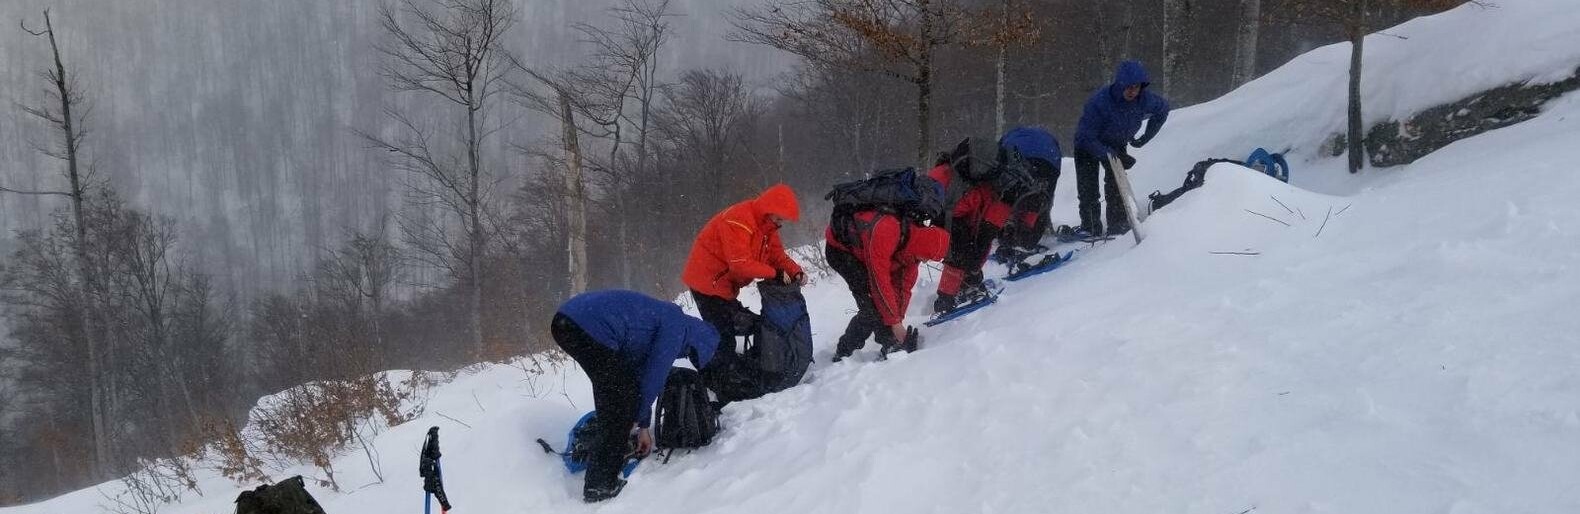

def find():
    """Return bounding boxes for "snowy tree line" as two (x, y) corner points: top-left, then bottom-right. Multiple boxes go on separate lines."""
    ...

(0, 0), (1458, 504)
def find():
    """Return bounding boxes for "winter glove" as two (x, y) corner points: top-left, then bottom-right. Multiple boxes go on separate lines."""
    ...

(902, 326), (920, 353)
(1117, 153), (1137, 170)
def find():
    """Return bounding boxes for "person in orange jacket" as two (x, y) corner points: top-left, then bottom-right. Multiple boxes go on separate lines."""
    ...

(681, 184), (807, 373)
(825, 207), (950, 361)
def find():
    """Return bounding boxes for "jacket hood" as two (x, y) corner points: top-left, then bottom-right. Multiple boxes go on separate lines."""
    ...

(682, 315), (719, 368)
(754, 183), (801, 222)
(1109, 60), (1151, 102)
(907, 225), (951, 262)
(999, 126), (1061, 167)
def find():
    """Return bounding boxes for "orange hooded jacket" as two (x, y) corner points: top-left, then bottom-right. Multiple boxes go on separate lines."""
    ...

(682, 184), (805, 300)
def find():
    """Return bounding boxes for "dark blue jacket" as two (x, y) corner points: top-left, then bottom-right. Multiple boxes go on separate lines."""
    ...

(1074, 61), (1171, 159)
(557, 290), (719, 428)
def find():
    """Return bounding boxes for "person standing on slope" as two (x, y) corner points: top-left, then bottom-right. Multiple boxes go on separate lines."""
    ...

(551, 290), (719, 502)
(681, 184), (807, 382)
(1073, 60), (1171, 237)
(825, 200), (951, 361)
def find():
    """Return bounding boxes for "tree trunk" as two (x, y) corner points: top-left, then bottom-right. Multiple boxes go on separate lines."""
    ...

(1347, 2), (1367, 174)
(559, 94), (589, 295)
(1121, 0), (1136, 58)
(1162, 0), (1192, 96)
(35, 10), (112, 479)
(994, 1), (1009, 135)
(1233, 0), (1260, 86)
(466, 103), (484, 352)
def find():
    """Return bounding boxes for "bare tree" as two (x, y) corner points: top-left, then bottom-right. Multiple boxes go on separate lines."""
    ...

(3, 9), (118, 479)
(731, 0), (984, 163)
(653, 69), (764, 198)
(1286, 0), (1472, 173)
(361, 0), (518, 353)
(969, 0), (1040, 134)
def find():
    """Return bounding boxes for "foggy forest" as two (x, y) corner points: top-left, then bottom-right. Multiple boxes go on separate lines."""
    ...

(0, 0), (1459, 504)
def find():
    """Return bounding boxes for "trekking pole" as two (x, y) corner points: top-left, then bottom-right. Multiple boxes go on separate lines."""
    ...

(420, 427), (452, 514)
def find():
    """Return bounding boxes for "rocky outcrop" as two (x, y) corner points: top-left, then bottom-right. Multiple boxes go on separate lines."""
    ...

(1364, 66), (1580, 167)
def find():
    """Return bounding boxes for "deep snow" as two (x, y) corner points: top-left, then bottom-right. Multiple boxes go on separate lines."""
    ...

(5, 1), (1579, 513)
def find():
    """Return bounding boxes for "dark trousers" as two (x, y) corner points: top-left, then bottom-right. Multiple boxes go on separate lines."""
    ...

(1007, 160), (1061, 245)
(1074, 148), (1130, 232)
(825, 244), (892, 355)
(938, 216), (996, 296)
(552, 314), (639, 492)
(690, 290), (750, 397)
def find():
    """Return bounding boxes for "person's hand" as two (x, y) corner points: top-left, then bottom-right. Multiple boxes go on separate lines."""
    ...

(792, 271), (808, 286)
(774, 269), (790, 284)
(633, 427), (654, 457)
(1118, 154), (1137, 170)
(889, 324), (908, 344)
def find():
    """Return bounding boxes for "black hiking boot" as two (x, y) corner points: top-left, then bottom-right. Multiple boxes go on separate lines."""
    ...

(832, 337), (863, 362)
(933, 293), (960, 315)
(583, 477), (626, 503)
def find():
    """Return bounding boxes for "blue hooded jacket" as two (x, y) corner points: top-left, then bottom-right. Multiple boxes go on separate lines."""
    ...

(1074, 61), (1172, 159)
(557, 290), (719, 428)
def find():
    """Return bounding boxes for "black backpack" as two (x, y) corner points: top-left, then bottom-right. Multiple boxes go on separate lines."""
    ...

(234, 476), (327, 514)
(825, 167), (943, 250)
(653, 367), (719, 452)
(1148, 158), (1240, 213)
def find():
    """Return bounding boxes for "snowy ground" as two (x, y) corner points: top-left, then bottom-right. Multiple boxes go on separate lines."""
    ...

(5, 1), (1579, 513)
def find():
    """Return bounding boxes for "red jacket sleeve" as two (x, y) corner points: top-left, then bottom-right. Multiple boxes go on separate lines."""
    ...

(765, 228), (803, 276)
(862, 216), (905, 326)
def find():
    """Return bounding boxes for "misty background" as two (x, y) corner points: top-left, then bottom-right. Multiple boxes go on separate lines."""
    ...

(0, 0), (1443, 504)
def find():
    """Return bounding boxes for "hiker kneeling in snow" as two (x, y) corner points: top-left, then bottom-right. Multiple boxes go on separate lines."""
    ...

(826, 206), (950, 361)
(552, 290), (719, 502)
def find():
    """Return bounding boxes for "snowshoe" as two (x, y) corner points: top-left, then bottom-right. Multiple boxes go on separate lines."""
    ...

(1005, 251), (1076, 282)
(924, 282), (1002, 327)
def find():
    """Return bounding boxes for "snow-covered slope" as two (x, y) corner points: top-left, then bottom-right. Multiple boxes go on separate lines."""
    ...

(7, 1), (1580, 512)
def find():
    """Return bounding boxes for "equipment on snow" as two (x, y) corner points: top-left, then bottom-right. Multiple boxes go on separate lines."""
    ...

(925, 281), (1003, 327)
(1245, 148), (1290, 182)
(1146, 158), (1240, 214)
(1005, 251), (1076, 282)
(707, 281), (815, 402)
(233, 476), (328, 514)
(419, 427), (452, 514)
(653, 367), (721, 459)
(1106, 155), (1147, 244)
(535, 411), (642, 477)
